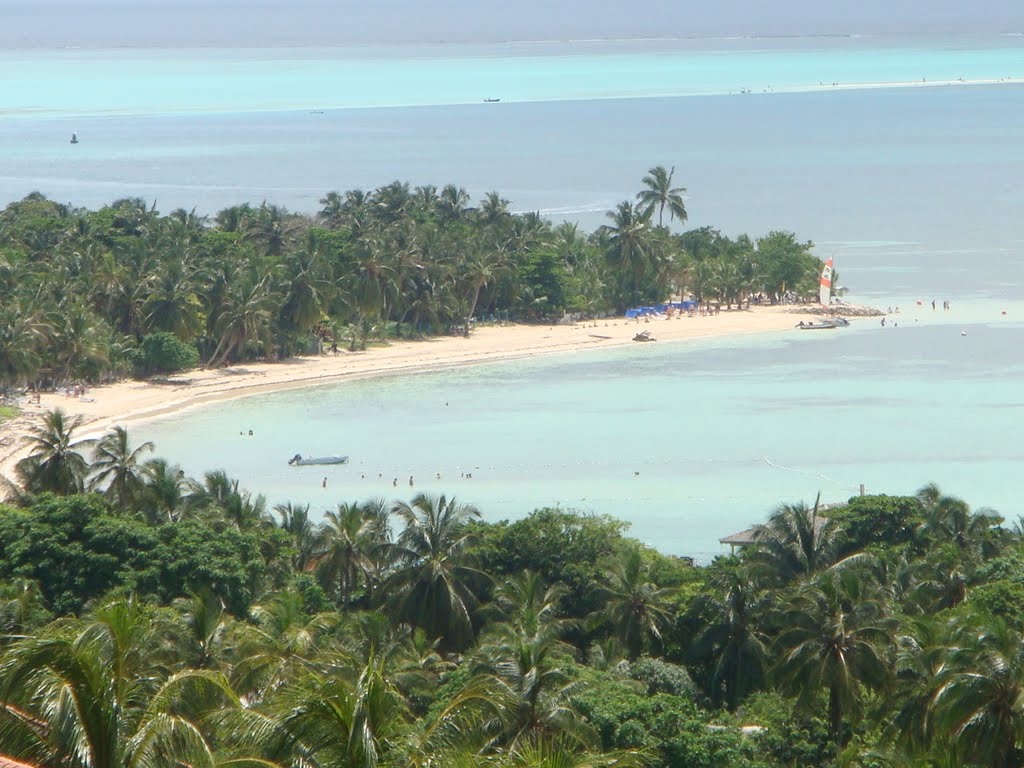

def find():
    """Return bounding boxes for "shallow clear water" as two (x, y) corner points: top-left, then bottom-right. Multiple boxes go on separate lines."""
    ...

(141, 303), (1024, 561)
(3, 42), (1022, 118)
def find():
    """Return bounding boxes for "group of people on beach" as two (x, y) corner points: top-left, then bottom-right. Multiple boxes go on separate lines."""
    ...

(55, 383), (89, 399)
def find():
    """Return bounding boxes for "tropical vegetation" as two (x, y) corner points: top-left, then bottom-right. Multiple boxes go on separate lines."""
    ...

(0, 168), (823, 391)
(0, 415), (1021, 766)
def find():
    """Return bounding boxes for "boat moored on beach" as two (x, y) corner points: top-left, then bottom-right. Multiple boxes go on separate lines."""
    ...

(796, 317), (849, 330)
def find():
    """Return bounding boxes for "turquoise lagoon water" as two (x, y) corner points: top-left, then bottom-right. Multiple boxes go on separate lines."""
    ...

(2, 41), (1023, 118)
(140, 300), (1024, 562)
(5, 33), (1024, 558)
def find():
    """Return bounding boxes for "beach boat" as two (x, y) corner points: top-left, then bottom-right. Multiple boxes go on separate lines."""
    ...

(819, 256), (833, 308)
(796, 257), (852, 329)
(70, 133), (78, 144)
(288, 453), (349, 466)
(796, 320), (840, 330)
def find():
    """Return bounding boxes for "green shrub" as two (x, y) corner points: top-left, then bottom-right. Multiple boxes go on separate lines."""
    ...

(131, 332), (199, 376)
(626, 656), (698, 697)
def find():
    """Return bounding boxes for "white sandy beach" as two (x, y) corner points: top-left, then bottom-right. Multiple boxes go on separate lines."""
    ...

(0, 306), (810, 494)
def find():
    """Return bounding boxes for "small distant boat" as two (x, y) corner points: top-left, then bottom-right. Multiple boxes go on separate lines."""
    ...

(483, 98), (501, 103)
(288, 453), (349, 466)
(70, 133), (78, 144)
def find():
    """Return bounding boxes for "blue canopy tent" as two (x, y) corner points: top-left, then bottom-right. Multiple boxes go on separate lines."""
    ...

(625, 301), (697, 318)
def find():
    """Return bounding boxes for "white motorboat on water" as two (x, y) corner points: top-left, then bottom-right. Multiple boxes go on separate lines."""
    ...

(288, 454), (349, 466)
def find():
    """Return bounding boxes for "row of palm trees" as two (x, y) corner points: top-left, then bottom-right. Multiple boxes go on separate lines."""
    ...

(0, 585), (657, 768)
(0, 169), (824, 390)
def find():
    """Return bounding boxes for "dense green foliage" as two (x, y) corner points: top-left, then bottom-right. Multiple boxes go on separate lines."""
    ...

(1, 414), (1023, 767)
(130, 331), (200, 375)
(0, 170), (824, 390)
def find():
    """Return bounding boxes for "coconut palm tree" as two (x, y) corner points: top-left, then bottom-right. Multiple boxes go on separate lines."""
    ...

(636, 165), (687, 228)
(373, 180), (413, 225)
(0, 596), (238, 768)
(599, 201), (653, 311)
(15, 408), (96, 495)
(499, 736), (647, 768)
(139, 458), (193, 523)
(89, 425), (154, 509)
(931, 616), (1024, 768)
(915, 486), (1005, 560)
(163, 206), (208, 242)
(478, 191), (512, 228)
(244, 203), (300, 258)
(593, 549), (677, 661)
(315, 499), (391, 608)
(462, 572), (590, 749)
(340, 189), (373, 241)
(690, 566), (772, 710)
(889, 615), (960, 756)
(317, 191), (345, 229)
(170, 588), (233, 671)
(229, 587), (339, 701)
(776, 569), (895, 746)
(275, 501), (319, 573)
(909, 545), (974, 612)
(213, 203), (253, 233)
(387, 493), (484, 651)
(746, 494), (844, 585)
(279, 233), (332, 340)
(339, 612), (454, 699)
(224, 658), (411, 768)
(193, 469), (270, 530)
(0, 303), (45, 390)
(0, 580), (50, 642)
(48, 302), (109, 383)
(460, 247), (508, 336)
(487, 571), (575, 641)
(142, 260), (202, 340)
(437, 184), (471, 223)
(345, 240), (396, 350)
(206, 273), (277, 367)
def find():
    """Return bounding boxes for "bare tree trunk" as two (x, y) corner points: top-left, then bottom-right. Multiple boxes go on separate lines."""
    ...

(465, 281), (484, 337)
